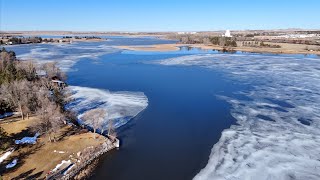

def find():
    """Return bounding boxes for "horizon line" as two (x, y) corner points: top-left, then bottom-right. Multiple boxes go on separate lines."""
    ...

(1, 28), (320, 33)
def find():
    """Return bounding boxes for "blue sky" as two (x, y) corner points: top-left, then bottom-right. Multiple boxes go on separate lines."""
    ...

(1, 0), (319, 31)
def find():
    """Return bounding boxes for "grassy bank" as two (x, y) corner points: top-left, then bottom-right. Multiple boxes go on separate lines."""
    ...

(0, 116), (107, 179)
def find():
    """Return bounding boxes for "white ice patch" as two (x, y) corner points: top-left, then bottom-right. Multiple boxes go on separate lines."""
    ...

(67, 86), (148, 130)
(156, 54), (320, 180)
(17, 43), (119, 71)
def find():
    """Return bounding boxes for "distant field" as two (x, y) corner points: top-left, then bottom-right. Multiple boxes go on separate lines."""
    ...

(116, 42), (320, 55)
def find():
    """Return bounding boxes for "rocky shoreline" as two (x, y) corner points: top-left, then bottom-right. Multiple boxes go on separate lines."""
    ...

(47, 137), (119, 180)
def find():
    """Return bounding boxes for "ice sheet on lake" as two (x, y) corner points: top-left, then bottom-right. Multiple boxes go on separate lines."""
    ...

(156, 54), (320, 180)
(17, 43), (119, 71)
(67, 86), (148, 129)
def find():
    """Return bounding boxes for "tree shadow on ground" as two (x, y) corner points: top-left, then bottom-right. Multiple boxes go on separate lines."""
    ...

(0, 143), (44, 177)
(10, 168), (43, 180)
(56, 125), (82, 141)
(0, 128), (12, 151)
(9, 128), (34, 140)
(11, 168), (35, 180)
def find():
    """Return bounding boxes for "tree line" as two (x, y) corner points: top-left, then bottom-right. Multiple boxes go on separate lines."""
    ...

(0, 37), (43, 45)
(0, 36), (71, 45)
(209, 37), (237, 47)
(170, 34), (238, 47)
(0, 47), (116, 143)
(0, 47), (70, 142)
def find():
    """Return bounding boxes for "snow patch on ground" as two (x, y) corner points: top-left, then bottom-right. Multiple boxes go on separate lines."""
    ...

(54, 150), (66, 154)
(67, 86), (148, 129)
(156, 54), (320, 180)
(15, 133), (40, 145)
(52, 160), (71, 172)
(6, 159), (17, 169)
(63, 164), (75, 175)
(0, 149), (14, 164)
(0, 112), (14, 119)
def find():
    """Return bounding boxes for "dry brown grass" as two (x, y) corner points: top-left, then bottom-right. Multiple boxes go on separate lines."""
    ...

(116, 43), (320, 55)
(1, 117), (106, 180)
(1, 117), (37, 136)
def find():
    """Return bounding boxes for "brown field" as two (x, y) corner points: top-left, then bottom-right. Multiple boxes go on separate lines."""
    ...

(0, 117), (106, 180)
(1, 117), (36, 135)
(116, 42), (320, 55)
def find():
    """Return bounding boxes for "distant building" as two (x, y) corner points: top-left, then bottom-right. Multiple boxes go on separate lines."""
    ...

(51, 76), (66, 89)
(223, 30), (232, 37)
(51, 80), (66, 89)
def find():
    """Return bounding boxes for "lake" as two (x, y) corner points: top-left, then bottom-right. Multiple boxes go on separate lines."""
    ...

(3, 36), (320, 180)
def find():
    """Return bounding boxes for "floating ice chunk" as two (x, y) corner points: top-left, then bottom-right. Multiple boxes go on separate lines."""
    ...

(15, 133), (40, 145)
(67, 86), (148, 129)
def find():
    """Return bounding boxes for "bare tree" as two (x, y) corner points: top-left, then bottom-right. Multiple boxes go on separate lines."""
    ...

(100, 111), (109, 135)
(22, 81), (40, 119)
(107, 118), (117, 139)
(15, 61), (37, 81)
(0, 80), (30, 119)
(82, 108), (106, 139)
(32, 97), (65, 142)
(41, 62), (66, 80)
(36, 76), (53, 91)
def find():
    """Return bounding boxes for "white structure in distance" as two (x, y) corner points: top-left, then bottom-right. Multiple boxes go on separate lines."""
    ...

(223, 30), (232, 37)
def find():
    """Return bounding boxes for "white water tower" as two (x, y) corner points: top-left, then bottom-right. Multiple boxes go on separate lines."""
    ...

(224, 30), (232, 37)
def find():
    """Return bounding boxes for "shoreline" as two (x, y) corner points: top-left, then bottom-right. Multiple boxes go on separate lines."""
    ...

(0, 38), (107, 46)
(117, 43), (320, 55)
(0, 115), (119, 180)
